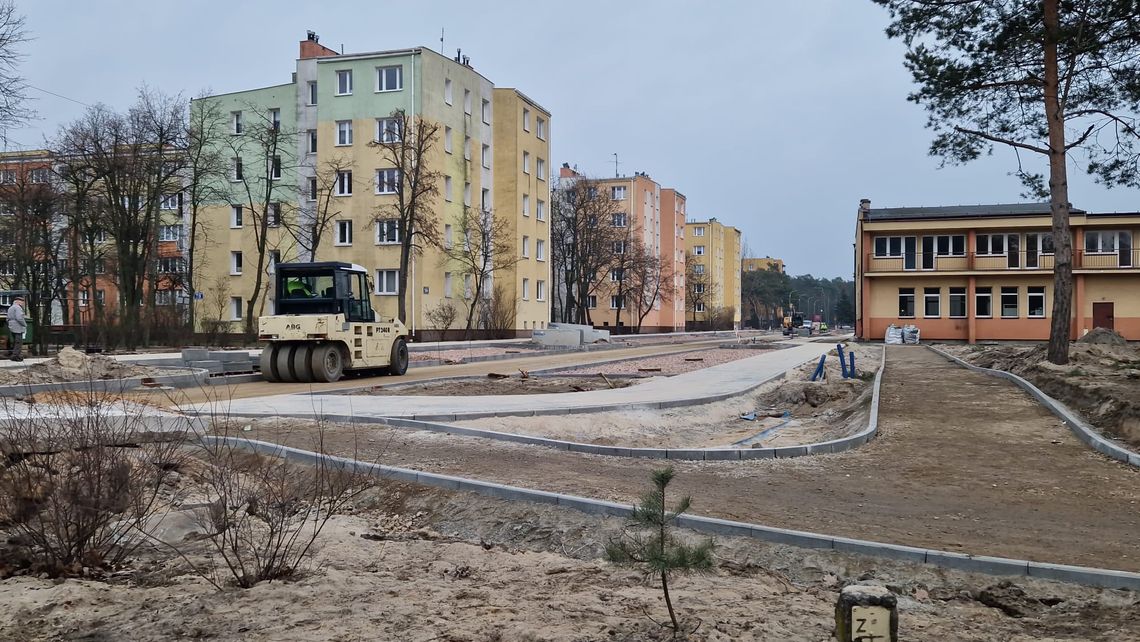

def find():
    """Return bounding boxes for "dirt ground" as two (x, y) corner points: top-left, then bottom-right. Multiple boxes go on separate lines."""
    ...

(456, 344), (880, 448)
(559, 346), (781, 377)
(409, 346), (543, 363)
(2, 483), (1136, 642)
(351, 375), (632, 396)
(0, 347), (162, 385)
(239, 346), (1140, 573)
(940, 332), (1140, 449)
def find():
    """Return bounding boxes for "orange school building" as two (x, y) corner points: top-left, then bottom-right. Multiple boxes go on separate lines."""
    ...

(855, 200), (1140, 342)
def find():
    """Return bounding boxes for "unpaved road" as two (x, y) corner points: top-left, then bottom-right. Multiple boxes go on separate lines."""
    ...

(247, 345), (1140, 572)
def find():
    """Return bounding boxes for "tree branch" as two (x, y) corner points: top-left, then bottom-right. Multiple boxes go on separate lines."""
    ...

(954, 126), (1050, 155)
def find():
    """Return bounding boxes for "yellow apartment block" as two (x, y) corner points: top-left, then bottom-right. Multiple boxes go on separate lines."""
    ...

(685, 218), (742, 328)
(855, 199), (1140, 342)
(742, 256), (784, 273)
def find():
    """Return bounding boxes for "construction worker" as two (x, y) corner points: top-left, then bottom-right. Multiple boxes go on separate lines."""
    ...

(286, 278), (313, 298)
(7, 295), (26, 361)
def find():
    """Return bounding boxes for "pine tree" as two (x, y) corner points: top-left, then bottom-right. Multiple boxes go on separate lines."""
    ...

(606, 467), (714, 633)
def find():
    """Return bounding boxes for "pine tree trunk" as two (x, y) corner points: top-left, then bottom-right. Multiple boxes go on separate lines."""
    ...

(1043, 0), (1072, 365)
(661, 570), (679, 632)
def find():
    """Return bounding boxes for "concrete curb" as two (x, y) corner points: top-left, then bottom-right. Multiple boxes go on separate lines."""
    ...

(0, 366), (210, 398)
(927, 345), (1140, 468)
(226, 349), (888, 461)
(202, 434), (1140, 591)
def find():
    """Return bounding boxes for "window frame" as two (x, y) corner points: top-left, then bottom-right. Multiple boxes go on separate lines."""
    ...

(307, 81), (318, 106)
(923, 287), (940, 318)
(230, 251), (243, 276)
(375, 219), (400, 245)
(375, 117), (401, 143)
(375, 65), (403, 92)
(536, 279), (546, 302)
(335, 220), (353, 246)
(444, 78), (453, 105)
(536, 200), (546, 221)
(536, 239), (545, 261)
(975, 286), (993, 318)
(336, 120), (353, 146)
(335, 170), (353, 196)
(1000, 286), (1019, 318)
(230, 296), (243, 321)
(375, 269), (399, 295)
(307, 129), (318, 154)
(1027, 286), (1046, 318)
(948, 287), (967, 319)
(376, 168), (399, 195)
(536, 118), (547, 140)
(898, 287), (915, 318)
(336, 69), (353, 96)
(230, 204), (243, 229)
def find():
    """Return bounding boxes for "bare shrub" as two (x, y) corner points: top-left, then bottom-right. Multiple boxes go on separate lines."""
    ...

(0, 390), (189, 576)
(193, 421), (371, 588)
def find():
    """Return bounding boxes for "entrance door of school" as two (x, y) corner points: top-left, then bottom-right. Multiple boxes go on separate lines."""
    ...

(1093, 302), (1115, 330)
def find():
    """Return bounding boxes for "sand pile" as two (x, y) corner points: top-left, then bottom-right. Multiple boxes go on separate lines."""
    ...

(1078, 327), (1128, 346)
(0, 348), (151, 385)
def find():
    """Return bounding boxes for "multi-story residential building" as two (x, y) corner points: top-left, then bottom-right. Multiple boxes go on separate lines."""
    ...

(195, 33), (551, 338)
(855, 199), (1140, 342)
(742, 257), (785, 273)
(659, 189), (687, 332)
(685, 217), (742, 328)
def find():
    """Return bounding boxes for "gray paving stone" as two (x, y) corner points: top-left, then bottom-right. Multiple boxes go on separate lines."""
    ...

(924, 550), (1028, 577)
(1026, 561), (1140, 590)
(832, 537), (928, 563)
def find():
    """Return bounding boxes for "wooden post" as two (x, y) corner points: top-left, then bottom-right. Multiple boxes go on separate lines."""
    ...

(835, 585), (898, 642)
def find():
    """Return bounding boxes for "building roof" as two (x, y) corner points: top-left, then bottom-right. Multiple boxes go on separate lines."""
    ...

(863, 203), (1086, 221)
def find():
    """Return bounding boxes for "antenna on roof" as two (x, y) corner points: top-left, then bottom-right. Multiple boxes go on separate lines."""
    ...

(440, 27), (445, 53)
(612, 152), (621, 178)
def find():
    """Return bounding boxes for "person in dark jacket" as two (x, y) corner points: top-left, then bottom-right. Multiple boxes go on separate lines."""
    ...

(7, 295), (26, 361)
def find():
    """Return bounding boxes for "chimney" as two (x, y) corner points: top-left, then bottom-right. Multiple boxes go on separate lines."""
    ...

(300, 31), (339, 59)
(859, 198), (871, 218)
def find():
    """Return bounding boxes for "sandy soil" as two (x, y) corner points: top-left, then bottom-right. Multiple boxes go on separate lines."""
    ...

(409, 346), (542, 363)
(0, 347), (162, 385)
(238, 346), (1140, 572)
(940, 333), (1140, 448)
(457, 344), (880, 448)
(559, 346), (784, 377)
(350, 375), (632, 396)
(2, 483), (1136, 641)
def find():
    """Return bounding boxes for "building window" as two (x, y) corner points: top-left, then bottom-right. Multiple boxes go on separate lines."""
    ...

(444, 224), (453, 248)
(1000, 286), (1019, 318)
(481, 99), (491, 124)
(693, 263), (704, 274)
(923, 287), (940, 318)
(336, 69), (353, 95)
(269, 108), (280, 129)
(463, 182), (471, 207)
(481, 188), (491, 212)
(269, 202), (282, 227)
(308, 177), (318, 201)
(695, 301), (706, 313)
(537, 118), (547, 140)
(444, 176), (453, 202)
(694, 283), (705, 294)
(158, 224), (182, 241)
(335, 171), (352, 196)
(613, 241), (626, 255)
(536, 158), (546, 180)
(230, 205), (243, 228)
(158, 194), (178, 210)
(270, 155), (282, 180)
(610, 295), (624, 309)
(1028, 286), (1046, 318)
(481, 144), (491, 169)
(444, 78), (453, 105)
(874, 236), (908, 257)
(521, 278), (530, 300)
(587, 295), (597, 309)
(230, 251), (243, 275)
(536, 239), (546, 261)
(376, 65), (403, 92)
(463, 136), (471, 160)
(1085, 230), (1126, 253)
(536, 280), (546, 301)
(536, 200), (546, 221)
(232, 157), (243, 181)
(154, 290), (176, 307)
(230, 296), (243, 321)
(376, 117), (401, 143)
(335, 220), (353, 246)
(0, 169), (14, 183)
(949, 287), (967, 318)
(976, 233), (1011, 256)
(611, 186), (626, 200)
(336, 120), (353, 146)
(307, 130), (317, 154)
(611, 268), (623, 282)
(522, 193), (530, 216)
(158, 257), (184, 273)
(375, 269), (399, 295)
(694, 245), (706, 256)
(231, 111), (243, 134)
(308, 81), (318, 105)
(523, 151), (530, 174)
(522, 235), (530, 258)
(612, 212), (627, 227)
(522, 108), (531, 131)
(463, 89), (472, 115)
(77, 289), (88, 306)
(444, 126), (453, 153)
(898, 287), (915, 318)
(976, 286), (992, 318)
(693, 227), (705, 237)
(444, 272), (453, 298)
(376, 168), (399, 194)
(376, 219), (399, 244)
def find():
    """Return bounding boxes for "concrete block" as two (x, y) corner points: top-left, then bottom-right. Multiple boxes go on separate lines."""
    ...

(665, 449), (709, 460)
(703, 449), (741, 461)
(1026, 561), (1140, 591)
(189, 360), (224, 374)
(750, 525), (833, 549)
(739, 448), (776, 460)
(676, 514), (752, 538)
(627, 448), (668, 459)
(831, 536), (928, 563)
(772, 445), (809, 458)
(924, 550), (1027, 577)
(181, 348), (210, 362)
(554, 494), (631, 518)
(413, 470), (463, 491)
(532, 407), (572, 417)
(210, 351), (252, 363)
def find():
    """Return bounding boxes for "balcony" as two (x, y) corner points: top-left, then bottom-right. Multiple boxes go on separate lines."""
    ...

(865, 249), (1140, 273)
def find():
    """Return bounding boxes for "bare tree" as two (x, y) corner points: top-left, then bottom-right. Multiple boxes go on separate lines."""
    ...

(224, 104), (299, 335)
(0, 1), (30, 141)
(439, 203), (520, 338)
(684, 252), (718, 329)
(550, 176), (624, 325)
(626, 237), (676, 334)
(369, 109), (442, 323)
(291, 153), (352, 260)
(184, 93), (231, 331)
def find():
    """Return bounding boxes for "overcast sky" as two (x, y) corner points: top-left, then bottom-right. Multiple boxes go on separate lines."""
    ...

(6, 0), (1137, 278)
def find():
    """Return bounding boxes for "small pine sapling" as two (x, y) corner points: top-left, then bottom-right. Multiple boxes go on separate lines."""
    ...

(606, 467), (714, 634)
